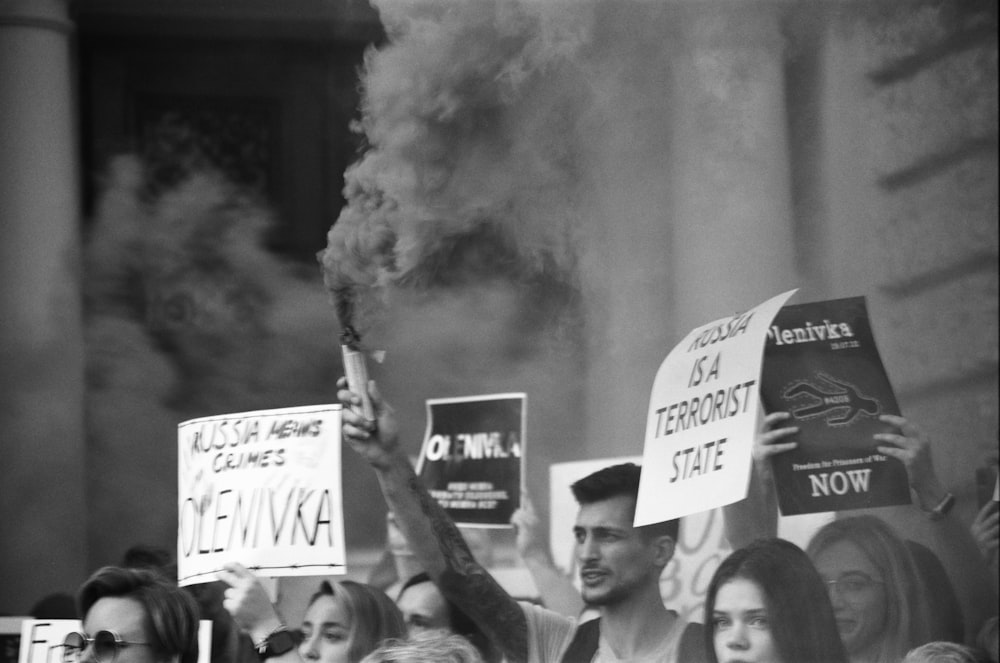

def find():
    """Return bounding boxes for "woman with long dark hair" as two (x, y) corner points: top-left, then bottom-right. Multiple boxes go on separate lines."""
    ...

(705, 538), (849, 663)
(726, 412), (995, 662)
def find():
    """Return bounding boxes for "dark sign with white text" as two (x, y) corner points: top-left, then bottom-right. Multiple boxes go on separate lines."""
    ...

(417, 394), (525, 527)
(762, 297), (910, 515)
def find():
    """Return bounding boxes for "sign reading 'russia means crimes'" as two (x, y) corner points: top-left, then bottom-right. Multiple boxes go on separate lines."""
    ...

(177, 404), (346, 586)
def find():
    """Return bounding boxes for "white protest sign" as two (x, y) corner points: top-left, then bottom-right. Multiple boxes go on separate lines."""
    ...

(634, 290), (798, 526)
(177, 404), (346, 586)
(18, 620), (212, 663)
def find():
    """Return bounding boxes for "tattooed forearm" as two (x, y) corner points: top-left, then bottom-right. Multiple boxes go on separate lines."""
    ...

(410, 474), (477, 566)
(407, 474), (528, 663)
(441, 567), (528, 663)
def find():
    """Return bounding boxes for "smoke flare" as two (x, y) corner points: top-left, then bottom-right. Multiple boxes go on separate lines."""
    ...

(319, 0), (608, 335)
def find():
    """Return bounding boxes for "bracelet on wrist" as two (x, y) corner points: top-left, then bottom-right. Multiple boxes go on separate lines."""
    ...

(924, 491), (955, 521)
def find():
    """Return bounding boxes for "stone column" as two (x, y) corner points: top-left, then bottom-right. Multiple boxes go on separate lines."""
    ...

(669, 4), (799, 332)
(0, 0), (86, 614)
(577, 3), (800, 461)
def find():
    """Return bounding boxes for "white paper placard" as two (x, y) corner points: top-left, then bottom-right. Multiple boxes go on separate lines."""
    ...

(634, 290), (797, 526)
(177, 404), (346, 586)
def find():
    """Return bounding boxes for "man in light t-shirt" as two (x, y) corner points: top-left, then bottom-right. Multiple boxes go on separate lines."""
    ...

(338, 378), (707, 663)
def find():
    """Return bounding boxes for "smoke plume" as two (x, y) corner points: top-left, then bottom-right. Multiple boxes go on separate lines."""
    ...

(321, 1), (595, 329)
(84, 155), (341, 564)
(318, 1), (684, 539)
(320, 0), (681, 336)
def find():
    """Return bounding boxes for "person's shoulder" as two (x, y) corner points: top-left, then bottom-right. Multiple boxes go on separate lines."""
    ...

(680, 619), (704, 636)
(518, 600), (576, 627)
(517, 601), (578, 659)
(676, 619), (708, 663)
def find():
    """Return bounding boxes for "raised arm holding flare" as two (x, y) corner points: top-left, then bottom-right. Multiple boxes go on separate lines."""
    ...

(338, 377), (529, 663)
(338, 378), (707, 663)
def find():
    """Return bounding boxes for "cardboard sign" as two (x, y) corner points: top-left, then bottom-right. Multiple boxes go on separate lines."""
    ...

(762, 296), (910, 515)
(18, 620), (211, 663)
(634, 290), (798, 526)
(417, 394), (525, 527)
(177, 405), (346, 586)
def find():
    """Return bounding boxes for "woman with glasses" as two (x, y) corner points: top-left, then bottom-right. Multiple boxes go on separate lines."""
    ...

(218, 562), (407, 662)
(724, 412), (962, 663)
(64, 565), (200, 663)
(705, 537), (849, 663)
(807, 515), (931, 663)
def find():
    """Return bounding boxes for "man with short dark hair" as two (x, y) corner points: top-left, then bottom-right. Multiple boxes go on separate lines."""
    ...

(65, 566), (200, 663)
(338, 379), (706, 663)
(397, 572), (467, 635)
(397, 572), (497, 662)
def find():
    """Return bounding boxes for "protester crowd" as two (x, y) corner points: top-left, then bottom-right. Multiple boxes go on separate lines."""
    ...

(38, 373), (999, 663)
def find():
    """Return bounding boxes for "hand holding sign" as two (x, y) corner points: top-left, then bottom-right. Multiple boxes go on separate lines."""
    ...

(217, 562), (285, 643)
(754, 412), (799, 482)
(971, 501), (999, 560)
(511, 489), (546, 564)
(873, 414), (946, 511)
(634, 290), (798, 526)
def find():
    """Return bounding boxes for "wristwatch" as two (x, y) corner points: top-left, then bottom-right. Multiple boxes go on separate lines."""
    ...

(926, 492), (956, 521)
(256, 626), (295, 659)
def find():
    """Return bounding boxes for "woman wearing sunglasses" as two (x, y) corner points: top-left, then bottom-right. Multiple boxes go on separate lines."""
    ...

(63, 565), (200, 663)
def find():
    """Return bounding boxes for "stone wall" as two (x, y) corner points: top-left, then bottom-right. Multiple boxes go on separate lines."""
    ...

(813, 2), (997, 518)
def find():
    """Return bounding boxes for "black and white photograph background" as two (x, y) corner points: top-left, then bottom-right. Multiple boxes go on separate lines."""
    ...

(0, 2), (995, 661)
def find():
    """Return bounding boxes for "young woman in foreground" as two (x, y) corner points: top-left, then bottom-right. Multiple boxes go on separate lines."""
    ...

(705, 537), (849, 663)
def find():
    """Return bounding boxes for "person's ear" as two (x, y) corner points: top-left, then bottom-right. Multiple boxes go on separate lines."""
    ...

(651, 534), (675, 567)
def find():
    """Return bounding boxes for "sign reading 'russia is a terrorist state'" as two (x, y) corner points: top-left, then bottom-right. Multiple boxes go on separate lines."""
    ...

(634, 290), (797, 526)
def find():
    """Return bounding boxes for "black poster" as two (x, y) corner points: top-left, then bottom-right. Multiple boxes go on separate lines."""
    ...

(0, 633), (17, 663)
(417, 394), (525, 527)
(761, 297), (911, 515)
